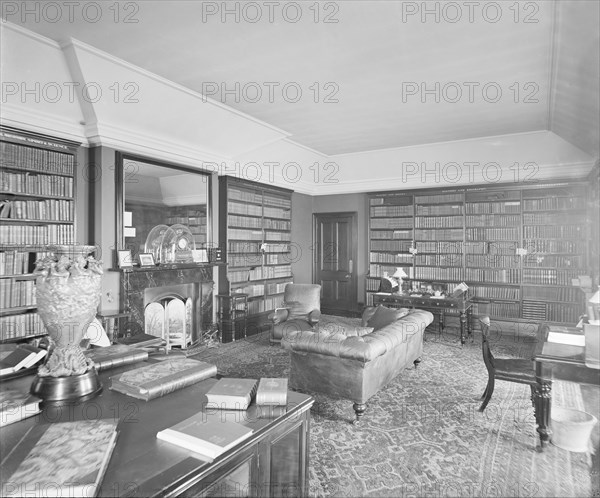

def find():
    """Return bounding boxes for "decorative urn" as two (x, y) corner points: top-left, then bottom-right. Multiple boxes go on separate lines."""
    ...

(30, 245), (103, 401)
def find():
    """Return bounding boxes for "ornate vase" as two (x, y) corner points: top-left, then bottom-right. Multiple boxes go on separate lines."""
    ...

(31, 245), (103, 401)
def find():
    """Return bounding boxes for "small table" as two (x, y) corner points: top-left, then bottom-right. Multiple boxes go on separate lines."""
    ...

(373, 293), (473, 344)
(533, 324), (600, 448)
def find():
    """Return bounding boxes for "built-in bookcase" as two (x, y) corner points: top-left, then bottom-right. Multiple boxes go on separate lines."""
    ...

(0, 127), (79, 342)
(219, 176), (293, 327)
(367, 182), (589, 325)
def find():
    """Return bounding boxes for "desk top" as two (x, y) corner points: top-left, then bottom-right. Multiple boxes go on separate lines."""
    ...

(374, 292), (472, 311)
(535, 324), (586, 364)
(0, 363), (313, 497)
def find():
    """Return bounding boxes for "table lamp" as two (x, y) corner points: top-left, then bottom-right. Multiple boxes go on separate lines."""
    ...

(392, 267), (408, 295)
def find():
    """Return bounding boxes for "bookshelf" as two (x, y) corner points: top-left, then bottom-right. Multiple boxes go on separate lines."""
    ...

(166, 206), (208, 247)
(219, 176), (293, 335)
(367, 182), (589, 325)
(0, 127), (79, 343)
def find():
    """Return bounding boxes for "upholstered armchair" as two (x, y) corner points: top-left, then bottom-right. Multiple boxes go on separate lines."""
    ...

(268, 284), (321, 345)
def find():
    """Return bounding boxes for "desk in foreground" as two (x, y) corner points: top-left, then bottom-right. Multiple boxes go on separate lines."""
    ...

(0, 365), (313, 497)
(533, 324), (600, 448)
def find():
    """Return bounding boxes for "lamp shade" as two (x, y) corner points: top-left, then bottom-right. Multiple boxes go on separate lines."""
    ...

(392, 267), (408, 279)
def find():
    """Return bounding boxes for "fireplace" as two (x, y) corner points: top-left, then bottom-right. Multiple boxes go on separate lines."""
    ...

(120, 266), (214, 347)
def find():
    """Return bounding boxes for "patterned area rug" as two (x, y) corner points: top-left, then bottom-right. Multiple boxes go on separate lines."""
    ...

(194, 317), (594, 497)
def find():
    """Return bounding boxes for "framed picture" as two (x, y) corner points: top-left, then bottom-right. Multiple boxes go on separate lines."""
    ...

(117, 249), (133, 268)
(138, 253), (155, 267)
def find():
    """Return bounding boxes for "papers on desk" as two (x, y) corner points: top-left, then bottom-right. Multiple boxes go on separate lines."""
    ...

(547, 332), (585, 347)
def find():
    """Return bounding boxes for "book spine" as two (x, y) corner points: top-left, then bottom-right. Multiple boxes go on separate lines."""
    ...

(94, 351), (148, 371)
(142, 365), (218, 400)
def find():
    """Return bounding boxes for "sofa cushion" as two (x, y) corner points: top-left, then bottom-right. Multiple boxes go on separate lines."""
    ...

(367, 305), (410, 331)
(320, 321), (374, 337)
(285, 301), (311, 320)
(361, 307), (378, 327)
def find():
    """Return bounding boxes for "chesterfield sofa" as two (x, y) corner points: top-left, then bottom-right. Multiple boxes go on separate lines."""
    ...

(281, 305), (434, 423)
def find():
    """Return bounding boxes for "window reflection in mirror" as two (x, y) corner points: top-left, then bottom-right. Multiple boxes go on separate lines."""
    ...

(119, 156), (210, 265)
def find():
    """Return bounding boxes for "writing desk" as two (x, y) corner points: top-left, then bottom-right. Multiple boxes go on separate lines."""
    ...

(0, 364), (313, 497)
(533, 324), (600, 448)
(373, 293), (473, 344)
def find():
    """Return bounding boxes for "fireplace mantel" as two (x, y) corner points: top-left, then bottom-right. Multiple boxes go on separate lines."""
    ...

(118, 265), (217, 345)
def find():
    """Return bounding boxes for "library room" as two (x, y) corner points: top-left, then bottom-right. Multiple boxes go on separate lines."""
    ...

(1, 1), (599, 497)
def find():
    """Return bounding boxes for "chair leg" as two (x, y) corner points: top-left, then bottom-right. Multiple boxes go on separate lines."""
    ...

(479, 377), (494, 412)
(413, 357), (421, 369)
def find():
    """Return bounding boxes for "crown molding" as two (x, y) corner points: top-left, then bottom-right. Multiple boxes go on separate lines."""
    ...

(62, 38), (292, 139)
(86, 121), (229, 168)
(0, 103), (87, 144)
(0, 20), (62, 48)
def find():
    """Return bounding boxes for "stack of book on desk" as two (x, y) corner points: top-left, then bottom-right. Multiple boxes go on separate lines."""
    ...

(156, 411), (254, 462)
(255, 378), (288, 418)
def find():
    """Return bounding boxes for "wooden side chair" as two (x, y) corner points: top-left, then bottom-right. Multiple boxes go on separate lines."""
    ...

(479, 316), (537, 412)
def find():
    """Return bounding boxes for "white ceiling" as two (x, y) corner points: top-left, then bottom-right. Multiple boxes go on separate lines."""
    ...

(3, 0), (599, 159)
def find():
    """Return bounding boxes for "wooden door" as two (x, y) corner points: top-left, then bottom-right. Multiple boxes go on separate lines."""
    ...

(314, 212), (357, 312)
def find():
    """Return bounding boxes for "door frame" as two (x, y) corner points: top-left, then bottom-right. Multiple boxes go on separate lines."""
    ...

(312, 211), (359, 309)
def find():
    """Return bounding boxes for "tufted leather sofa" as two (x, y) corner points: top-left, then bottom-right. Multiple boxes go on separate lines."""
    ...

(281, 307), (434, 423)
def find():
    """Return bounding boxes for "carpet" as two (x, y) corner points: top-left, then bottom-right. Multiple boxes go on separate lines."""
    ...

(194, 318), (594, 497)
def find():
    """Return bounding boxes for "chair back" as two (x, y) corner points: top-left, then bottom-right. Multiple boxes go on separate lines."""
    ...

(480, 316), (495, 371)
(283, 284), (321, 315)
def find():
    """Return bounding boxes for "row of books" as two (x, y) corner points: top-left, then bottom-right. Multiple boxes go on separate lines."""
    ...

(464, 201), (521, 214)
(1, 170), (74, 197)
(522, 285), (581, 303)
(415, 216), (463, 228)
(370, 229), (413, 240)
(416, 204), (462, 216)
(369, 264), (413, 278)
(228, 214), (264, 228)
(0, 278), (35, 309)
(228, 228), (263, 240)
(0, 312), (46, 341)
(466, 190), (521, 202)
(266, 281), (289, 294)
(415, 254), (463, 267)
(523, 212), (582, 225)
(471, 285), (520, 300)
(228, 241), (262, 253)
(370, 240), (412, 252)
(0, 141), (74, 175)
(466, 227), (519, 240)
(522, 269), (580, 286)
(522, 197), (585, 211)
(370, 195), (413, 206)
(247, 294), (288, 315)
(229, 265), (292, 283)
(263, 195), (291, 209)
(229, 187), (263, 204)
(0, 250), (49, 276)
(166, 216), (207, 225)
(370, 217), (413, 229)
(233, 283), (264, 297)
(465, 214), (520, 227)
(370, 205), (414, 217)
(415, 229), (464, 241)
(415, 241), (463, 253)
(485, 301), (521, 318)
(0, 199), (74, 222)
(414, 266), (464, 281)
(263, 242), (290, 253)
(263, 205), (291, 219)
(463, 268), (521, 283)
(464, 254), (520, 268)
(523, 225), (583, 239)
(0, 224), (74, 245)
(523, 239), (586, 254)
(369, 252), (414, 264)
(415, 193), (464, 204)
(264, 231), (291, 242)
(522, 254), (583, 269)
(229, 201), (263, 216)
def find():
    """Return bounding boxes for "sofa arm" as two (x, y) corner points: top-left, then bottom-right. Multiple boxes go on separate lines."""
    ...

(308, 309), (321, 325)
(268, 308), (289, 324)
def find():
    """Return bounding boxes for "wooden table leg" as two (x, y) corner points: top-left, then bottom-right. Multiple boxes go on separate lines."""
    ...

(466, 307), (473, 342)
(459, 310), (467, 345)
(533, 372), (552, 449)
(439, 309), (445, 337)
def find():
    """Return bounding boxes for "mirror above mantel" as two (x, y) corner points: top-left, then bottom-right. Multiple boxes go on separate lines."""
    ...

(115, 153), (212, 267)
